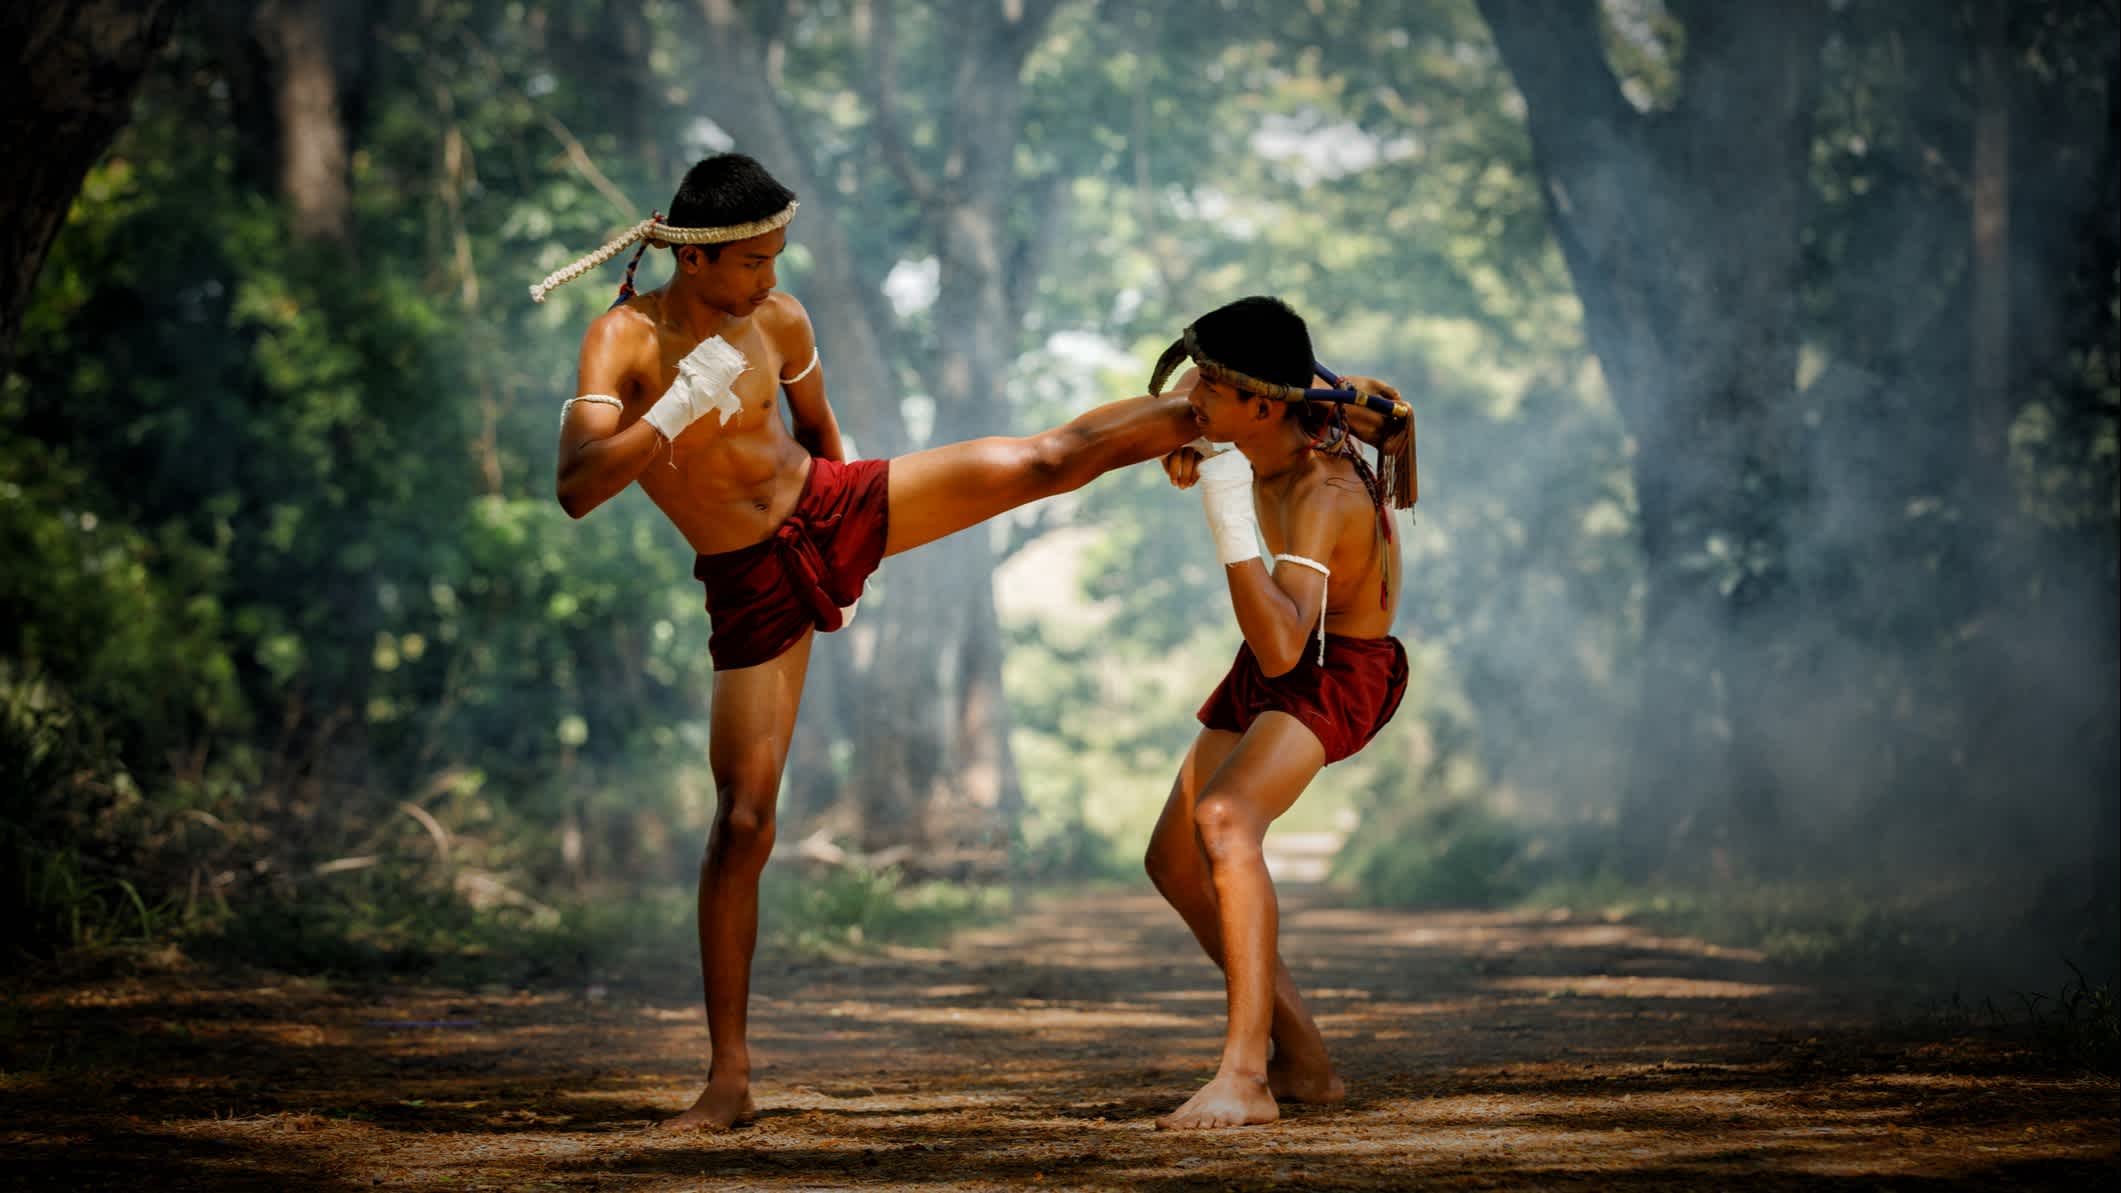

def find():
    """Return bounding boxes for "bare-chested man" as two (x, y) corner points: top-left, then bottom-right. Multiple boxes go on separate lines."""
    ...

(540, 153), (1219, 1130)
(1143, 296), (1414, 1129)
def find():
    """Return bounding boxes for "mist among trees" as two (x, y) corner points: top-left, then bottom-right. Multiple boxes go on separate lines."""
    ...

(4, 0), (2113, 992)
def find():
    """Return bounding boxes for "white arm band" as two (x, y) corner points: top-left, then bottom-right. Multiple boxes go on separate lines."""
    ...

(1278, 553), (1331, 665)
(780, 348), (821, 386)
(562, 394), (624, 422)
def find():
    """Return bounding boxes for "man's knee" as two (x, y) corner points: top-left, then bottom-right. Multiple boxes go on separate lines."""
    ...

(708, 780), (778, 862)
(1192, 795), (1260, 858)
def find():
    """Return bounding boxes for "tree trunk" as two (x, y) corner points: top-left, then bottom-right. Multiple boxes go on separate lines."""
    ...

(1968, 0), (2011, 488)
(695, 0), (912, 843)
(1476, 0), (1827, 876)
(0, 0), (182, 376)
(256, 0), (355, 247)
(862, 0), (1063, 859)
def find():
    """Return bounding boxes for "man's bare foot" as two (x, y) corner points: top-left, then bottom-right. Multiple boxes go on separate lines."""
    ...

(1154, 1072), (1279, 1130)
(655, 1076), (756, 1131)
(1267, 1053), (1345, 1104)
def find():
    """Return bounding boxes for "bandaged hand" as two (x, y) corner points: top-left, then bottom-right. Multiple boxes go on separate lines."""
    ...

(642, 335), (748, 444)
(1160, 437), (1231, 490)
(1195, 448), (1261, 567)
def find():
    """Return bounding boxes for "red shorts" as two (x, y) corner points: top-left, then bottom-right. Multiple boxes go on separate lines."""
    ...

(694, 456), (891, 670)
(1197, 634), (1409, 764)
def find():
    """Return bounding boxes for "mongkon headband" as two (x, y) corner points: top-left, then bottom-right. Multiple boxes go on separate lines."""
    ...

(1148, 325), (1417, 509)
(528, 201), (800, 304)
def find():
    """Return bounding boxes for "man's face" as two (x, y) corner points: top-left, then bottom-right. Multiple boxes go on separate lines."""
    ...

(1185, 375), (1256, 442)
(681, 225), (787, 316)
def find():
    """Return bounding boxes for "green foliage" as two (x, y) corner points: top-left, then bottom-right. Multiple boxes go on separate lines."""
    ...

(761, 864), (1009, 955)
(190, 858), (1002, 984)
(2018, 966), (2121, 1077)
(14, 849), (164, 955)
(1335, 799), (1550, 909)
(4, 0), (2113, 984)
(1519, 873), (1978, 972)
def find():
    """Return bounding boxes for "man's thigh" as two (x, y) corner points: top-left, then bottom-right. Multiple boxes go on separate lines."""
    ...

(707, 628), (816, 799)
(880, 436), (1039, 558)
(1195, 712), (1327, 834)
(1153, 729), (1245, 845)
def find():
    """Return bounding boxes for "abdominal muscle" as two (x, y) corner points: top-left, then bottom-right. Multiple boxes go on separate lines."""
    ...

(635, 393), (814, 557)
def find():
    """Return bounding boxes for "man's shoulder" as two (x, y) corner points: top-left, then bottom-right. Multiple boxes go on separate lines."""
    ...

(582, 297), (661, 356)
(1296, 454), (1378, 522)
(754, 292), (814, 343)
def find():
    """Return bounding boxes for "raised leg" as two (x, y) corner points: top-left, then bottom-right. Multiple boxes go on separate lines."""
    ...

(882, 391), (1198, 557)
(1151, 713), (1327, 1130)
(658, 630), (815, 1131)
(1144, 729), (1345, 1108)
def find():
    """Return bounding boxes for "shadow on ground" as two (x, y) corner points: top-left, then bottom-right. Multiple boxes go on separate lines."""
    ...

(3, 891), (2114, 1190)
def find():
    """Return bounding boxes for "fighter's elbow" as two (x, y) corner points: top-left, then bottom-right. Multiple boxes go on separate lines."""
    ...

(1255, 646), (1302, 679)
(556, 481), (595, 520)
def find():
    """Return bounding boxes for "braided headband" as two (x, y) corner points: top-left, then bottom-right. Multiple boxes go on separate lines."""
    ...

(528, 201), (800, 303)
(1148, 325), (1417, 509)
(1148, 326), (1409, 424)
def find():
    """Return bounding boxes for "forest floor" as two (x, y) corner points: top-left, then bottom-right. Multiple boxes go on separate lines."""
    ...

(4, 887), (2115, 1191)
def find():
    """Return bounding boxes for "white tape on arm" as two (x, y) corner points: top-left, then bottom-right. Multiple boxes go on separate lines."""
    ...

(1196, 450), (1261, 567)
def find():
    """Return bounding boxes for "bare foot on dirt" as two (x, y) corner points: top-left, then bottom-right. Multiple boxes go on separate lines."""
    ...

(1155, 1072), (1280, 1130)
(1268, 1053), (1345, 1104)
(655, 1076), (756, 1131)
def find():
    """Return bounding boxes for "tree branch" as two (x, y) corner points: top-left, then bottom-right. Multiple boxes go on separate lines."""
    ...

(456, 30), (637, 218)
(852, 0), (940, 209)
(1006, 170), (1070, 333)
(1474, 0), (1638, 154)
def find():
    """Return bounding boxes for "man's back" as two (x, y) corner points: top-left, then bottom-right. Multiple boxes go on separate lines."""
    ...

(1252, 449), (1401, 642)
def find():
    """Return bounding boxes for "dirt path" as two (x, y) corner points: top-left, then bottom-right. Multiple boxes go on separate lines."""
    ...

(5, 889), (2115, 1190)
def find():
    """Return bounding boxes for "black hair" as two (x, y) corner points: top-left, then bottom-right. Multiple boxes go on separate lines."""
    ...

(665, 153), (797, 259)
(1191, 295), (1315, 392)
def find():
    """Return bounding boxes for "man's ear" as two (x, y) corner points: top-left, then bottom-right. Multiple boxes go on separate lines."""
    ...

(676, 246), (701, 273)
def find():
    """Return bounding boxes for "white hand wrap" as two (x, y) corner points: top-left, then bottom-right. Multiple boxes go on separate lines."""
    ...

(642, 335), (748, 444)
(1196, 449), (1261, 567)
(1186, 435), (1233, 459)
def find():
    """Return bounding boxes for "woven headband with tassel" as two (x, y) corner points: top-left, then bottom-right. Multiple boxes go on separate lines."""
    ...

(1148, 325), (1418, 509)
(527, 201), (800, 304)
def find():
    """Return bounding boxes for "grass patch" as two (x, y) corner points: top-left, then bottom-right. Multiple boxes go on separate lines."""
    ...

(760, 863), (1010, 955)
(1333, 800), (1548, 908)
(166, 859), (1007, 987)
(1518, 872), (1970, 971)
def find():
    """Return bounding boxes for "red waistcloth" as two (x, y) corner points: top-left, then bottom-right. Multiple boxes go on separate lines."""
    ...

(694, 456), (891, 670)
(1196, 634), (1409, 764)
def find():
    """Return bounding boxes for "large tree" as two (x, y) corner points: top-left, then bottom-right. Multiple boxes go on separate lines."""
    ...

(1473, 0), (1830, 871)
(0, 0), (184, 375)
(695, 0), (1073, 858)
(1474, 0), (2118, 879)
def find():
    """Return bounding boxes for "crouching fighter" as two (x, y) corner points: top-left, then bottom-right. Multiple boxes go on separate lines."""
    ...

(533, 152), (1246, 1130)
(1143, 295), (1417, 1130)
